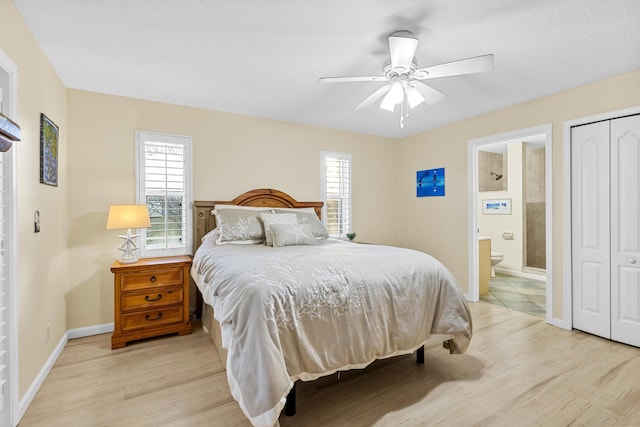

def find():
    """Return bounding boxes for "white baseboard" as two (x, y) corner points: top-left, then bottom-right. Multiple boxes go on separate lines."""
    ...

(17, 323), (114, 423)
(67, 322), (114, 339)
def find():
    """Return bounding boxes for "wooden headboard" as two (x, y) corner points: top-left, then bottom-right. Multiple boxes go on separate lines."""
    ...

(193, 188), (324, 253)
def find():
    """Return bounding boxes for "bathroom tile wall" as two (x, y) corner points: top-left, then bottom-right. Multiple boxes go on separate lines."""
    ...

(525, 147), (546, 269)
(478, 150), (507, 192)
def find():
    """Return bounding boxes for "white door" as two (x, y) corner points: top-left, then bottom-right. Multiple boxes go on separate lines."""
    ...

(571, 121), (611, 339)
(571, 114), (640, 347)
(0, 149), (8, 420)
(0, 54), (15, 426)
(610, 115), (640, 347)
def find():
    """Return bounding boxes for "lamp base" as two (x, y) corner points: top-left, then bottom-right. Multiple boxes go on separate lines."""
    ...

(116, 229), (141, 264)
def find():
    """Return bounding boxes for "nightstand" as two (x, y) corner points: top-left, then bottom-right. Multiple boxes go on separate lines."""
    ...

(111, 255), (192, 349)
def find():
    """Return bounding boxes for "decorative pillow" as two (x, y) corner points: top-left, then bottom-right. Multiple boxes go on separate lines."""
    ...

(269, 207), (316, 214)
(212, 207), (270, 244)
(201, 227), (221, 244)
(272, 208), (329, 239)
(213, 204), (267, 212)
(260, 213), (297, 246)
(212, 204), (268, 223)
(269, 223), (318, 248)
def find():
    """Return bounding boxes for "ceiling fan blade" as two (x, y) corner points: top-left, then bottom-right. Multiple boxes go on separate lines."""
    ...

(411, 81), (447, 105)
(319, 75), (388, 83)
(354, 84), (392, 110)
(413, 54), (494, 80)
(388, 32), (418, 72)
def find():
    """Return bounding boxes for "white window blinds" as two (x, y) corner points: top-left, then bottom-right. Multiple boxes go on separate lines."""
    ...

(321, 151), (352, 238)
(136, 132), (192, 256)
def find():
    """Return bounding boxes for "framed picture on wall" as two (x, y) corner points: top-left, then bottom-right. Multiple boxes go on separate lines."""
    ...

(417, 167), (445, 197)
(40, 113), (59, 186)
(482, 198), (512, 214)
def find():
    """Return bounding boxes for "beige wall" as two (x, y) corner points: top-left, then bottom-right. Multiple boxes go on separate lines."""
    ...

(396, 69), (640, 319)
(0, 0), (69, 398)
(66, 89), (398, 329)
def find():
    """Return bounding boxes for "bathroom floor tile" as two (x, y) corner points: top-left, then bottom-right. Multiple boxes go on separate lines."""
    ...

(480, 273), (546, 318)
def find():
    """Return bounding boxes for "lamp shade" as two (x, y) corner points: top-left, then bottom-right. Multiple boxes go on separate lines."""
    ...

(106, 205), (151, 230)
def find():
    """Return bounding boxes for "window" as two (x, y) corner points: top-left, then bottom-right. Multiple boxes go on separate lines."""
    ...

(136, 132), (192, 256)
(320, 151), (351, 238)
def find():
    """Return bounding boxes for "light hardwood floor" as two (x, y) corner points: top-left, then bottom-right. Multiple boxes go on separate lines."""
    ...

(20, 302), (640, 426)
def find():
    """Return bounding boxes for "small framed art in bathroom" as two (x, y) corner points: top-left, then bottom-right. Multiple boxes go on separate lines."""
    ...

(482, 198), (511, 215)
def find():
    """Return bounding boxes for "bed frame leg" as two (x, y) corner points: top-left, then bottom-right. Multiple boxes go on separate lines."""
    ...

(284, 383), (296, 416)
(416, 345), (425, 364)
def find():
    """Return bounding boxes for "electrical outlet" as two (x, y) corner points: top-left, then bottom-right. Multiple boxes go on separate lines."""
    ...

(45, 324), (50, 343)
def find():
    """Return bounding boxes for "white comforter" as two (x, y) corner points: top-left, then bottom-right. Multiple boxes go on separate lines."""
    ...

(191, 239), (472, 427)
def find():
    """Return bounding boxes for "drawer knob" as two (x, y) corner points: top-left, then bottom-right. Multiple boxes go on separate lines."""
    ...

(145, 294), (162, 302)
(150, 275), (157, 282)
(145, 312), (163, 321)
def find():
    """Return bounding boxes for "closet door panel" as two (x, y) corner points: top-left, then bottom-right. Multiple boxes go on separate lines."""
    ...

(571, 121), (611, 339)
(611, 114), (640, 347)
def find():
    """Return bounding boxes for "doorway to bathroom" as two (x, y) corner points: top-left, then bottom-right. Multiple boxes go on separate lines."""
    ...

(467, 124), (552, 322)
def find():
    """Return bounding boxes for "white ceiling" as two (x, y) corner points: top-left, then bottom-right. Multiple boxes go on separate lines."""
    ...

(12, 0), (640, 139)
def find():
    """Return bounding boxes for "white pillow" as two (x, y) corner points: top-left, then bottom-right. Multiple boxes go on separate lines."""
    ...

(213, 204), (269, 223)
(213, 207), (271, 244)
(272, 208), (329, 239)
(214, 204), (267, 211)
(270, 223), (318, 248)
(260, 213), (297, 247)
(201, 227), (221, 244)
(269, 207), (316, 214)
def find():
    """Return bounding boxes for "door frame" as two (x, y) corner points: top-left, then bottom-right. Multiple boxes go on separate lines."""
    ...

(0, 48), (19, 427)
(467, 124), (553, 324)
(562, 106), (640, 331)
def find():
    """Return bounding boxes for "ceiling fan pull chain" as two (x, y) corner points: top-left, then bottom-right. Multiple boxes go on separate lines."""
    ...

(405, 95), (410, 119)
(400, 102), (405, 128)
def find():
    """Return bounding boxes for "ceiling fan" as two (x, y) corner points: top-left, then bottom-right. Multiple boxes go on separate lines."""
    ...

(319, 31), (494, 128)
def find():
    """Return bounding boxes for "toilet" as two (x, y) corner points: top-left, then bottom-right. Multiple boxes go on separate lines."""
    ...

(490, 252), (503, 277)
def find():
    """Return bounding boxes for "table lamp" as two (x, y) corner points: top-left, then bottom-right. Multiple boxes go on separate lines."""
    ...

(106, 204), (151, 264)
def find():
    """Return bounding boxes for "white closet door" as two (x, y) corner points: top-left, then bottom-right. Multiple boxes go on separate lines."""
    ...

(610, 114), (640, 347)
(571, 121), (611, 339)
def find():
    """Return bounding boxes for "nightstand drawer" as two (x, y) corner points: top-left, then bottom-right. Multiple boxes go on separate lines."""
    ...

(120, 306), (184, 332)
(121, 287), (184, 312)
(119, 268), (184, 291)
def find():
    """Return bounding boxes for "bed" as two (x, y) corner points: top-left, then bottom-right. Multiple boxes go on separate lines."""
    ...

(190, 188), (472, 427)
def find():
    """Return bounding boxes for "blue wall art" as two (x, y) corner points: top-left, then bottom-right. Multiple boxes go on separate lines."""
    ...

(417, 167), (445, 197)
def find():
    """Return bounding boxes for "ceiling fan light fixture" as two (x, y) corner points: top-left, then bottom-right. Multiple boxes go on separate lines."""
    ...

(379, 95), (396, 112)
(406, 86), (425, 109)
(379, 81), (403, 111)
(387, 81), (404, 104)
